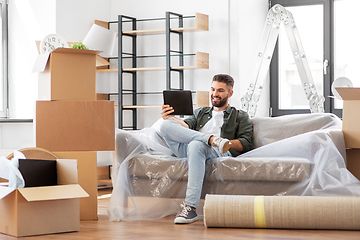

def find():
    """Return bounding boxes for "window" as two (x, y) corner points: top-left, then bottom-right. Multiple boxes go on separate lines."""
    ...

(0, 0), (7, 118)
(270, 0), (335, 116)
(334, 0), (360, 110)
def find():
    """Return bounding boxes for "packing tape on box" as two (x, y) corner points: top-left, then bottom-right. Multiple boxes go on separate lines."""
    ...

(203, 194), (360, 230)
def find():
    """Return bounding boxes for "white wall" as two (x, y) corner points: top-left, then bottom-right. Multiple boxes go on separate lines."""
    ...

(101, 0), (269, 128)
(55, 0), (111, 43)
(2, 0), (269, 151)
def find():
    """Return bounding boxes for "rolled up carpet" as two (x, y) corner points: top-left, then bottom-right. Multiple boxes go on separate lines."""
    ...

(203, 195), (360, 230)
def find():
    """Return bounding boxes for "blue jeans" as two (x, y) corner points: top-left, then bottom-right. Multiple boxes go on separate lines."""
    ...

(159, 119), (231, 209)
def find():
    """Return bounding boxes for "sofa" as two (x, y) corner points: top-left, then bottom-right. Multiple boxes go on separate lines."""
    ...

(107, 113), (360, 222)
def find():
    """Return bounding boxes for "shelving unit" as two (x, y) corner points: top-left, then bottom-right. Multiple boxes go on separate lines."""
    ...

(96, 52), (208, 72)
(96, 12), (209, 129)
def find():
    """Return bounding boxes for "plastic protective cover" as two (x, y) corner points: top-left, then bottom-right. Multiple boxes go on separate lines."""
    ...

(108, 113), (360, 221)
(0, 151), (25, 189)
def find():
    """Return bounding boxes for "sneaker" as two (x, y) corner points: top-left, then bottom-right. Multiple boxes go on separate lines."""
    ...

(211, 136), (231, 154)
(174, 203), (198, 224)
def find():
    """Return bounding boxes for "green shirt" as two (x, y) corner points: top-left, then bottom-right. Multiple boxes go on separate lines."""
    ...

(183, 105), (253, 157)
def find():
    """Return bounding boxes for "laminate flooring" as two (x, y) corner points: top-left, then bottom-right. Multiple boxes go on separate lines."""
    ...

(1, 189), (359, 240)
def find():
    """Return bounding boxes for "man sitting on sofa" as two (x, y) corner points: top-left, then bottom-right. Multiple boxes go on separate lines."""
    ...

(160, 74), (253, 224)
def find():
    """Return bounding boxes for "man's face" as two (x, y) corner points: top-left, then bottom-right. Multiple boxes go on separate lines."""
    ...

(210, 81), (233, 108)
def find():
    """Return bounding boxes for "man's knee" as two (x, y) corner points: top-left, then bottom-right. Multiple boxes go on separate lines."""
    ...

(159, 119), (170, 136)
(159, 119), (178, 137)
(187, 140), (208, 154)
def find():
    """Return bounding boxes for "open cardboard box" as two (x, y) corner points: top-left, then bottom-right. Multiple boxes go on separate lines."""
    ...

(336, 87), (360, 148)
(32, 48), (109, 101)
(0, 159), (89, 237)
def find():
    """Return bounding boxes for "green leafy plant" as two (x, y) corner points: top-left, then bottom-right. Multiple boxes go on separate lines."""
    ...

(71, 40), (88, 50)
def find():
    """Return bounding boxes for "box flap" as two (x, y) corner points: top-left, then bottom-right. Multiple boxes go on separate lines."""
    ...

(56, 159), (79, 185)
(0, 186), (15, 199)
(51, 47), (101, 56)
(32, 52), (50, 72)
(32, 48), (101, 73)
(96, 55), (110, 67)
(335, 87), (360, 100)
(18, 184), (89, 202)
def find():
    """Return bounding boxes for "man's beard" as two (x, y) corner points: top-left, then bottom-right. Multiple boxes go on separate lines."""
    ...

(211, 95), (228, 108)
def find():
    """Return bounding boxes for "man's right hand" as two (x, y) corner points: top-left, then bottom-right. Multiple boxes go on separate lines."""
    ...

(161, 104), (190, 128)
(161, 104), (174, 120)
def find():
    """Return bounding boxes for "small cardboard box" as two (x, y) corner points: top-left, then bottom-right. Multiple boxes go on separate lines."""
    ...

(336, 87), (360, 148)
(36, 100), (115, 151)
(33, 48), (101, 101)
(0, 159), (89, 237)
(346, 148), (360, 180)
(53, 151), (98, 221)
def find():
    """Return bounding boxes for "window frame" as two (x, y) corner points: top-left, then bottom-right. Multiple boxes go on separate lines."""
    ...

(269, 0), (337, 117)
(0, 0), (8, 118)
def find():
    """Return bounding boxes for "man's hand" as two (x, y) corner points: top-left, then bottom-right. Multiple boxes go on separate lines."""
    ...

(161, 104), (175, 120)
(161, 104), (189, 128)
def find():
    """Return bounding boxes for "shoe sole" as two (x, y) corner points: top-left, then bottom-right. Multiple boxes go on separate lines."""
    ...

(219, 140), (231, 154)
(174, 216), (199, 224)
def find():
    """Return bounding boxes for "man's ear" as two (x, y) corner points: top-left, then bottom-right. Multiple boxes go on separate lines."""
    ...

(229, 89), (234, 97)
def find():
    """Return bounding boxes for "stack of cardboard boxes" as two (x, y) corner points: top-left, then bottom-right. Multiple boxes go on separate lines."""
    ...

(337, 87), (360, 180)
(33, 48), (115, 220)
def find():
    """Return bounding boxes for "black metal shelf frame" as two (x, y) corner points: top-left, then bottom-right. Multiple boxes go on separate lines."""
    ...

(115, 12), (194, 129)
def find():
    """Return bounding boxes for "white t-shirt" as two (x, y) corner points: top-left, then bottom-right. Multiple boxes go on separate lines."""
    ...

(199, 110), (224, 137)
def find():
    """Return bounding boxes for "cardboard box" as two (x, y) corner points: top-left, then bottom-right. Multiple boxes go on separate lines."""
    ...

(346, 148), (360, 180)
(98, 166), (111, 180)
(33, 48), (100, 101)
(36, 100), (115, 151)
(336, 87), (360, 148)
(96, 93), (109, 101)
(0, 159), (89, 237)
(53, 151), (98, 221)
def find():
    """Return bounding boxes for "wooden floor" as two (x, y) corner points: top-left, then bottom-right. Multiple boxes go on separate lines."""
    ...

(1, 189), (360, 240)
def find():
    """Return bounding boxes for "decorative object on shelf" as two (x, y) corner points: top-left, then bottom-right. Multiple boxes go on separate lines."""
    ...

(71, 40), (88, 50)
(39, 33), (69, 53)
(83, 24), (117, 56)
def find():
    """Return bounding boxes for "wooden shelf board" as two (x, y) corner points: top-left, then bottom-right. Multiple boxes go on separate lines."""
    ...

(98, 179), (112, 183)
(96, 68), (118, 72)
(122, 105), (162, 109)
(172, 66), (200, 70)
(122, 29), (165, 35)
(124, 67), (166, 72)
(97, 65), (208, 72)
(96, 52), (209, 72)
(122, 26), (206, 36)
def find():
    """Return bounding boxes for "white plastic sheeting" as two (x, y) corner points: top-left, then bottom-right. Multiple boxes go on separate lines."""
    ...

(0, 151), (25, 189)
(108, 113), (360, 221)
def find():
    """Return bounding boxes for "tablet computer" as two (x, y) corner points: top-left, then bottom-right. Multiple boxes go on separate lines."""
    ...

(163, 90), (194, 115)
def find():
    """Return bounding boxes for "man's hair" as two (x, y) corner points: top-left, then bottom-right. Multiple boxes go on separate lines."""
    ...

(212, 74), (234, 89)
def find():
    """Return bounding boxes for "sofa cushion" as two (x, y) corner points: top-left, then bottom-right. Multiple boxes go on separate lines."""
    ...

(127, 153), (189, 181)
(128, 154), (313, 183)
